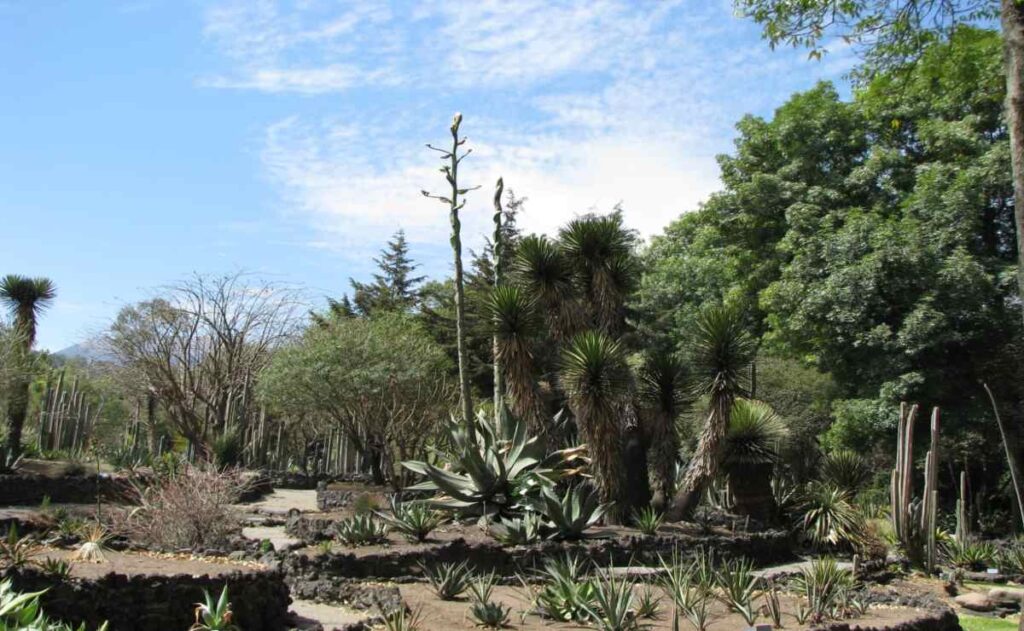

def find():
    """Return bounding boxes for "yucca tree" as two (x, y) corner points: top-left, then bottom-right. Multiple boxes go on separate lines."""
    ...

(724, 398), (787, 520)
(561, 330), (629, 521)
(558, 213), (638, 336)
(513, 235), (580, 341)
(667, 303), (756, 521)
(0, 275), (56, 458)
(488, 285), (546, 435)
(640, 352), (686, 510)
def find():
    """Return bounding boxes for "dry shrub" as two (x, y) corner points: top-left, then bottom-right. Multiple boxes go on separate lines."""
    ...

(116, 466), (250, 550)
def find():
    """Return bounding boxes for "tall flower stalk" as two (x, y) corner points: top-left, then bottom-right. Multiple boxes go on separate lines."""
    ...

(422, 113), (479, 429)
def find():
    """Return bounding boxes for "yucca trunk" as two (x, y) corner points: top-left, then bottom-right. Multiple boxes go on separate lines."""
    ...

(648, 407), (679, 511)
(504, 351), (546, 437)
(666, 392), (733, 520)
(574, 398), (626, 522)
(728, 462), (774, 520)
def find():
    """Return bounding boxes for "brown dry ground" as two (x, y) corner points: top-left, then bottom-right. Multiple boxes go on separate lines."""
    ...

(35, 548), (266, 578)
(399, 581), (933, 631)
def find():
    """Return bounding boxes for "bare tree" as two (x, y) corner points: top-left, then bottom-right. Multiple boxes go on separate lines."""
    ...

(105, 273), (302, 456)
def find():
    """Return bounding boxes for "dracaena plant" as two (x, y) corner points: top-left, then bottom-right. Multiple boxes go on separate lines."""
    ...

(403, 409), (585, 518)
(531, 484), (607, 540)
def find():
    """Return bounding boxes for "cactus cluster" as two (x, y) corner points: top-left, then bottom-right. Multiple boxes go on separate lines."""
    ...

(890, 403), (939, 570)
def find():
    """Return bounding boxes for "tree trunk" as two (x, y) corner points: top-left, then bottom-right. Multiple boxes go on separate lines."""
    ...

(1002, 0), (1024, 331)
(728, 463), (775, 521)
(5, 378), (29, 460)
(146, 391), (159, 454)
(649, 408), (679, 512)
(665, 394), (732, 521)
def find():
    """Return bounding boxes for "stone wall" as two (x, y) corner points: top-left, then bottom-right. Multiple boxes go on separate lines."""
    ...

(815, 609), (962, 631)
(0, 473), (135, 506)
(281, 529), (795, 581)
(7, 567), (291, 631)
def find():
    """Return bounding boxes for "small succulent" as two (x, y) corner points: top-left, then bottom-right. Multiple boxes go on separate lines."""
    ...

(190, 586), (239, 631)
(632, 506), (663, 536)
(334, 514), (389, 547)
(37, 557), (73, 580)
(531, 484), (606, 540)
(377, 497), (447, 543)
(422, 560), (473, 600)
(469, 600), (512, 629)
(491, 513), (543, 545)
(0, 526), (39, 569)
(382, 605), (423, 631)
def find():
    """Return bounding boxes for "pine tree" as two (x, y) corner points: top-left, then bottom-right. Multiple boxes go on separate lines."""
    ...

(349, 229), (425, 316)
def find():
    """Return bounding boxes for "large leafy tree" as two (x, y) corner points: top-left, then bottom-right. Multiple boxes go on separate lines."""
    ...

(259, 312), (454, 487)
(0, 275), (55, 457)
(735, 0), (1024, 333)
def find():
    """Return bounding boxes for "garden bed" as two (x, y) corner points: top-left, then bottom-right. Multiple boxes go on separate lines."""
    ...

(7, 549), (290, 631)
(314, 481), (391, 512)
(281, 523), (794, 581)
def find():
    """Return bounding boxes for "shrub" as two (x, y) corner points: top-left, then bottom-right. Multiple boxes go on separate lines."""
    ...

(943, 539), (997, 571)
(211, 431), (243, 470)
(116, 466), (250, 549)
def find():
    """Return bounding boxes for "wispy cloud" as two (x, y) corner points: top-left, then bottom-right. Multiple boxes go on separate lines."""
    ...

(202, 0), (856, 260)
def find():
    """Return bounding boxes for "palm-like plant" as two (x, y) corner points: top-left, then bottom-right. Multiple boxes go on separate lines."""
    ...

(724, 398), (787, 519)
(667, 303), (755, 521)
(560, 331), (629, 520)
(800, 482), (865, 550)
(0, 275), (56, 459)
(820, 449), (871, 493)
(558, 213), (638, 336)
(640, 353), (686, 508)
(512, 235), (579, 341)
(488, 286), (545, 435)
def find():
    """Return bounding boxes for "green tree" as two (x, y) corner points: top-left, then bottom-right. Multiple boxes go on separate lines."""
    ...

(259, 312), (453, 486)
(0, 275), (55, 458)
(736, 0), (1024, 332)
(349, 229), (425, 316)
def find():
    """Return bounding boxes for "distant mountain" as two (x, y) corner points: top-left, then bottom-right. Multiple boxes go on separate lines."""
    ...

(53, 339), (116, 364)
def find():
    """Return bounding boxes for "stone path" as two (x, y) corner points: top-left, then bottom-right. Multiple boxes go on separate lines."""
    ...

(289, 599), (373, 631)
(240, 525), (301, 551)
(235, 489), (319, 515)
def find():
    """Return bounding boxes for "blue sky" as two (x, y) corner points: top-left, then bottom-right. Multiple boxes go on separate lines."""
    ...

(0, 0), (854, 352)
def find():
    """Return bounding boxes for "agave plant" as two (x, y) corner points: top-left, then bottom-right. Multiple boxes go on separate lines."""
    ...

(491, 513), (544, 545)
(377, 497), (446, 543)
(943, 538), (997, 571)
(334, 514), (389, 547)
(531, 484), (607, 540)
(422, 560), (474, 600)
(0, 578), (109, 630)
(580, 569), (641, 631)
(190, 586), (238, 631)
(469, 600), (512, 629)
(0, 526), (39, 569)
(37, 558), (72, 580)
(403, 410), (583, 518)
(632, 506), (663, 536)
(796, 557), (854, 623)
(530, 554), (596, 623)
(716, 557), (759, 625)
(381, 605), (423, 631)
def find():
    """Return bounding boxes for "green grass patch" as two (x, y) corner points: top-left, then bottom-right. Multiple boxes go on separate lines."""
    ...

(959, 614), (1020, 631)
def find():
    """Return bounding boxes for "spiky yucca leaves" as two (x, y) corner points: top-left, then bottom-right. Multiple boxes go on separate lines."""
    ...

(560, 331), (629, 520)
(531, 484), (607, 540)
(580, 569), (640, 631)
(796, 557), (853, 623)
(422, 560), (473, 600)
(0, 275), (56, 459)
(488, 286), (546, 434)
(403, 410), (584, 518)
(668, 303), (756, 521)
(558, 214), (639, 336)
(725, 399), (787, 519)
(512, 235), (580, 341)
(633, 506), (663, 536)
(640, 353), (686, 509)
(820, 449), (871, 493)
(530, 554), (596, 623)
(800, 482), (865, 550)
